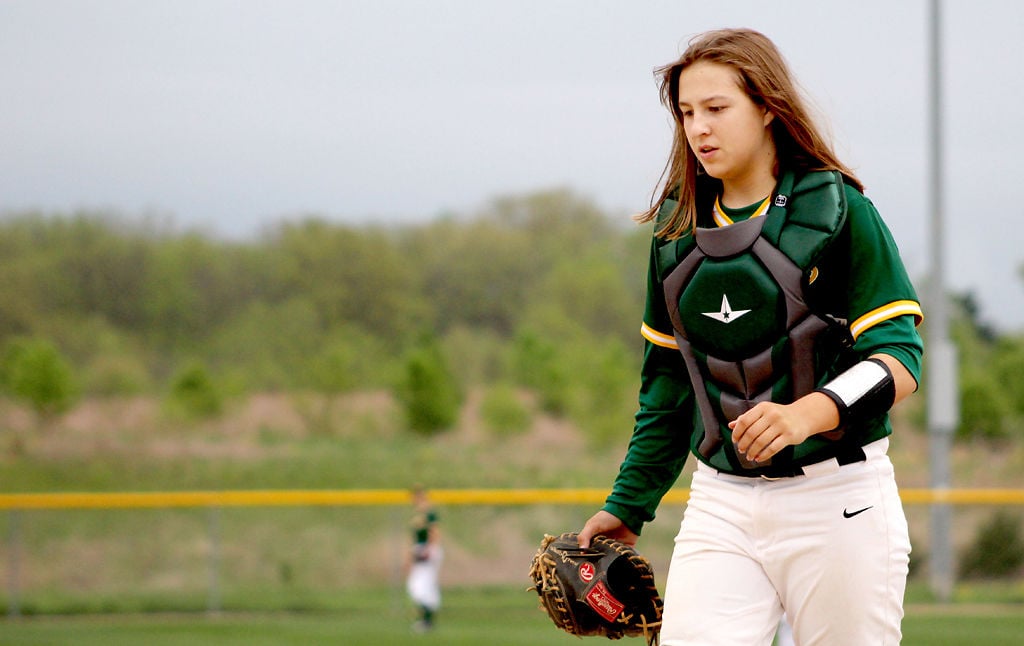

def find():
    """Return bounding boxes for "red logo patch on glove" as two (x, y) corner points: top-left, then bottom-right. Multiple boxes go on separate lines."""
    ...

(579, 562), (595, 582)
(585, 581), (625, 622)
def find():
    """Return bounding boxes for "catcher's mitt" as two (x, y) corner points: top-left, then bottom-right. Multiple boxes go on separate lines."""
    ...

(528, 532), (663, 645)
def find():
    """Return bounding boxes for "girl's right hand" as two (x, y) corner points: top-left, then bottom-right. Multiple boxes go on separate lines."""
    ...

(577, 510), (639, 548)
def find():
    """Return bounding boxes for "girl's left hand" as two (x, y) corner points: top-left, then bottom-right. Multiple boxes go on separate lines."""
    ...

(728, 392), (838, 463)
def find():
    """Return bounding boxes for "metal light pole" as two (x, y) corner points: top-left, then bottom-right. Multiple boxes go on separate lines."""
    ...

(925, 0), (957, 603)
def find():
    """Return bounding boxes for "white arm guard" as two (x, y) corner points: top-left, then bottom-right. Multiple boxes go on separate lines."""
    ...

(814, 358), (896, 430)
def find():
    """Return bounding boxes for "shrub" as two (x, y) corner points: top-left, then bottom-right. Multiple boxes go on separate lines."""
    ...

(907, 533), (924, 579)
(84, 354), (152, 396)
(0, 337), (79, 418)
(306, 343), (357, 395)
(510, 329), (570, 415)
(564, 338), (636, 448)
(441, 325), (507, 386)
(480, 384), (531, 437)
(959, 511), (1024, 579)
(165, 361), (223, 420)
(396, 340), (462, 435)
(957, 369), (1012, 441)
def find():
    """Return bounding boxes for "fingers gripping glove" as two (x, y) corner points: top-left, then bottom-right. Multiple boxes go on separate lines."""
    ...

(528, 532), (663, 645)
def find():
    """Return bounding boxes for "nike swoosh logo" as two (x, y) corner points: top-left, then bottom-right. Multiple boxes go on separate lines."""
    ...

(843, 506), (873, 518)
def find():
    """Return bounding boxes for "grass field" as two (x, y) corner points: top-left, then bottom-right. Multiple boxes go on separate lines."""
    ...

(2, 587), (1024, 646)
(4, 394), (1024, 643)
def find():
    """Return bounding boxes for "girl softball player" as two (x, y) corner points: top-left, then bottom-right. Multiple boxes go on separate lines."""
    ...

(578, 28), (923, 645)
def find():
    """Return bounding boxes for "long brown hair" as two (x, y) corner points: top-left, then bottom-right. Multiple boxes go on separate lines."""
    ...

(638, 28), (863, 239)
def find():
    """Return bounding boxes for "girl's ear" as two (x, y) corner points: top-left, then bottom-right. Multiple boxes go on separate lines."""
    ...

(763, 109), (775, 127)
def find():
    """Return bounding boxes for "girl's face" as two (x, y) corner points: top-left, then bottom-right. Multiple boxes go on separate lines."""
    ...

(677, 61), (776, 192)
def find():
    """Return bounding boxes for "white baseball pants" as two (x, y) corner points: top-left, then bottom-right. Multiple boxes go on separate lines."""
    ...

(660, 438), (910, 645)
(407, 547), (443, 611)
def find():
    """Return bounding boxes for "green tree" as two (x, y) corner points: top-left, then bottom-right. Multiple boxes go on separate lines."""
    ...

(294, 332), (372, 436)
(480, 383), (531, 437)
(165, 361), (223, 420)
(205, 298), (324, 391)
(567, 337), (637, 448)
(396, 337), (463, 435)
(946, 291), (1017, 441)
(0, 193), (651, 407)
(534, 251), (637, 343)
(991, 335), (1024, 419)
(268, 219), (425, 341)
(405, 217), (538, 335)
(959, 511), (1024, 579)
(957, 367), (1012, 441)
(50, 213), (153, 331)
(510, 325), (572, 415)
(0, 337), (78, 419)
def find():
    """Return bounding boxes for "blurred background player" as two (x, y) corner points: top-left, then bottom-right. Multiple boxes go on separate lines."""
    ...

(405, 485), (442, 633)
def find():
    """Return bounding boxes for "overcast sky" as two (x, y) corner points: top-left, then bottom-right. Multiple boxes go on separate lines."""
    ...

(1, 0), (1022, 330)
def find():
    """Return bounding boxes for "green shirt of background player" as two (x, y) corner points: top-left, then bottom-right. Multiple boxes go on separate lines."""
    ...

(577, 28), (923, 645)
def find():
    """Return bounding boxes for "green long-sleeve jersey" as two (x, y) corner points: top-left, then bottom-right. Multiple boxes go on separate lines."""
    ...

(603, 182), (924, 534)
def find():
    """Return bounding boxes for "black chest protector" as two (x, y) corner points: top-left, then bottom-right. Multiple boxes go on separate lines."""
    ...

(656, 170), (851, 473)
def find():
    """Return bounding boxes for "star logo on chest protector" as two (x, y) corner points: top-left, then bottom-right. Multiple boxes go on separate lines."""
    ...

(701, 294), (751, 324)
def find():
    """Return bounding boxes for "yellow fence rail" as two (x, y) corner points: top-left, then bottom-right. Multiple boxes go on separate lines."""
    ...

(4, 488), (1024, 618)
(3, 487), (1024, 510)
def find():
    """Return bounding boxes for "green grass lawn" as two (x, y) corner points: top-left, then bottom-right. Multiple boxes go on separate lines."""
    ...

(5, 394), (1024, 644)
(2, 587), (1023, 646)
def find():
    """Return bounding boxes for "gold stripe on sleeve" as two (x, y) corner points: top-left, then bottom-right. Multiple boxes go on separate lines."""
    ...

(641, 322), (678, 349)
(849, 300), (924, 340)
